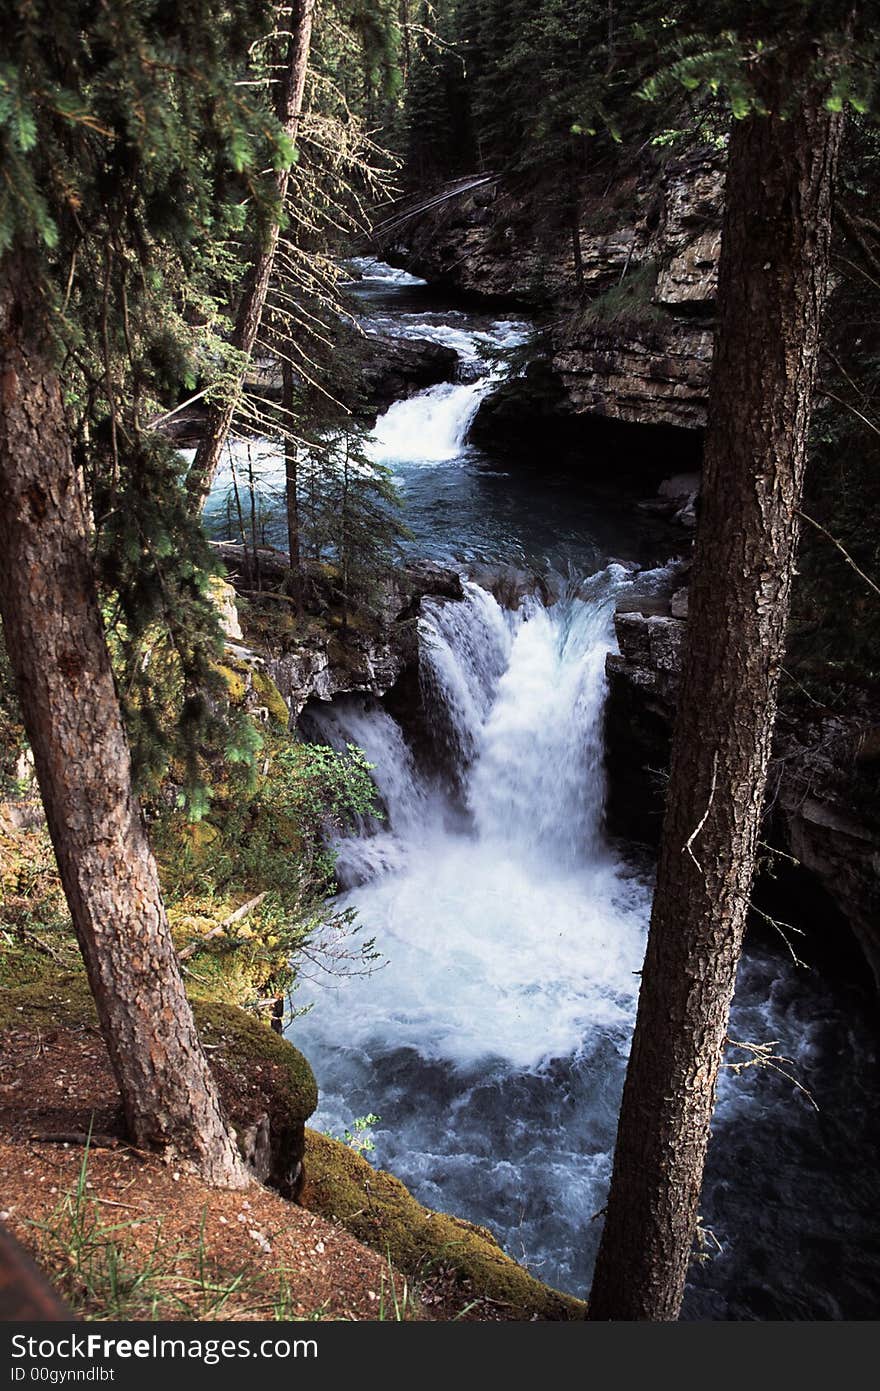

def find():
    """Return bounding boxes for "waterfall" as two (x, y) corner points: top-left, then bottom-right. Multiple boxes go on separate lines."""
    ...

(467, 579), (619, 867)
(419, 581), (513, 769)
(285, 257), (880, 1319)
(369, 379), (493, 463)
(367, 316), (530, 465)
(293, 569), (652, 1291)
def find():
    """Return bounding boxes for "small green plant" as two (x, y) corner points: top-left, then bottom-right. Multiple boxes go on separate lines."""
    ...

(151, 729), (383, 1007)
(573, 261), (667, 332)
(342, 1113), (381, 1157)
(28, 1131), (167, 1319)
(377, 1258), (418, 1321)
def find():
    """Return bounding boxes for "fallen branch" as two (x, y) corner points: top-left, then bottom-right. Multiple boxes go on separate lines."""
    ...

(30, 1132), (124, 1150)
(178, 893), (267, 962)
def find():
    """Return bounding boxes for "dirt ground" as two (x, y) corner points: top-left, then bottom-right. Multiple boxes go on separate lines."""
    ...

(0, 1022), (414, 1321)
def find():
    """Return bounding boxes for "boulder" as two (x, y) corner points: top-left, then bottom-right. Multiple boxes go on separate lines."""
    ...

(354, 334), (460, 416)
(658, 472), (701, 501)
(256, 561), (464, 721)
(381, 151), (724, 429)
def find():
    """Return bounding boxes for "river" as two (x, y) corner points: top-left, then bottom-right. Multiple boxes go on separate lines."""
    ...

(211, 257), (880, 1319)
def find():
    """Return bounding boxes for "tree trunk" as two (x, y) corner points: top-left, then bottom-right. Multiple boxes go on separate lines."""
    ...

(0, 259), (247, 1187)
(399, 0), (412, 87)
(282, 357), (304, 609)
(186, 0), (316, 509)
(587, 68), (843, 1322)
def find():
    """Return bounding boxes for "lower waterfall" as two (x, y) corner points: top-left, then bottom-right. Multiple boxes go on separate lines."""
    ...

(294, 570), (654, 1291)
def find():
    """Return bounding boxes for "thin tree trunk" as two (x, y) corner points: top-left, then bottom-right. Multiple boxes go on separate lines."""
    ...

(186, 1), (316, 509)
(399, 0), (412, 87)
(0, 259), (247, 1188)
(587, 67), (843, 1322)
(282, 357), (304, 610)
(246, 443), (261, 592)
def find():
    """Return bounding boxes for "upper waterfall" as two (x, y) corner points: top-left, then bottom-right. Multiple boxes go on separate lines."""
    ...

(367, 314), (530, 465)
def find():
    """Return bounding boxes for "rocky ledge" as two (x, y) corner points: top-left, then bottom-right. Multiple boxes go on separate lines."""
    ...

(211, 546), (463, 723)
(605, 600), (880, 990)
(552, 317), (714, 431)
(352, 334), (459, 416)
(384, 148), (724, 432)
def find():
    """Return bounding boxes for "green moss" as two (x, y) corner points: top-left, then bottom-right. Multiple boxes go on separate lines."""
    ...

(0, 967), (316, 1126)
(194, 1001), (317, 1122)
(250, 669), (290, 727)
(302, 1130), (585, 1321)
(214, 663), (247, 703)
(0, 971), (96, 1030)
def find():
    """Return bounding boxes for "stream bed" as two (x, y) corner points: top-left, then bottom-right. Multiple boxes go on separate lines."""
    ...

(211, 258), (880, 1319)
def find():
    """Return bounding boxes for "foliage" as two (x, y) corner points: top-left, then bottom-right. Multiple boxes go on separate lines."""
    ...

(636, 4), (879, 120)
(1, 714), (383, 1016)
(341, 1113), (382, 1156)
(569, 260), (667, 331)
(153, 730), (382, 1007)
(0, 0), (412, 807)
(0, 0), (300, 803)
(399, 0), (674, 186)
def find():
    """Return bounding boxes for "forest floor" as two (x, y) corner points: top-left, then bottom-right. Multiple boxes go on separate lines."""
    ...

(0, 1021), (416, 1321)
(0, 813), (583, 1324)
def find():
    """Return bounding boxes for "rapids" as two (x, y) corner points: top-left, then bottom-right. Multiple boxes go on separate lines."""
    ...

(206, 257), (880, 1318)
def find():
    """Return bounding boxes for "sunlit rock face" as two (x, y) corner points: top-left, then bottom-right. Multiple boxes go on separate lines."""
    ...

(552, 319), (714, 430)
(384, 149), (724, 430)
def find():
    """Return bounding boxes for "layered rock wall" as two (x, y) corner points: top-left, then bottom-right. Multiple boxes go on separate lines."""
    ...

(384, 148), (725, 430)
(604, 603), (880, 989)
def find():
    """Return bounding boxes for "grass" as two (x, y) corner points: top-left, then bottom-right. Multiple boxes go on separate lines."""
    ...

(566, 261), (671, 336)
(25, 1133), (334, 1322)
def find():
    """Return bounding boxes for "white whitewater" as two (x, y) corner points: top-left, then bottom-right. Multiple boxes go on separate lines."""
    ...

(294, 571), (653, 1287)
(370, 379), (491, 463)
(368, 317), (529, 465)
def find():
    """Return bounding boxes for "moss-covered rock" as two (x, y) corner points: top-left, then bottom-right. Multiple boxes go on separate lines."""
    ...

(195, 1002), (317, 1124)
(214, 662), (247, 703)
(301, 1129), (585, 1320)
(250, 669), (290, 727)
(195, 1002), (317, 1198)
(0, 970), (317, 1199)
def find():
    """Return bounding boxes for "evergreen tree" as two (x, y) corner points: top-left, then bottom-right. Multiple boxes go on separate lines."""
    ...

(186, 2), (316, 510)
(0, 0), (296, 1181)
(406, 0), (473, 182)
(588, 0), (876, 1321)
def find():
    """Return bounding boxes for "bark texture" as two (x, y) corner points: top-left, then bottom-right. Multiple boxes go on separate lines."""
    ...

(0, 261), (247, 1186)
(587, 71), (843, 1321)
(186, 0), (316, 508)
(282, 356), (304, 608)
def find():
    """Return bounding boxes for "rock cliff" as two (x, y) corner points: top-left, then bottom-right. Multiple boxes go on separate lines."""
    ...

(211, 551), (463, 723)
(604, 601), (880, 990)
(383, 148), (724, 431)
